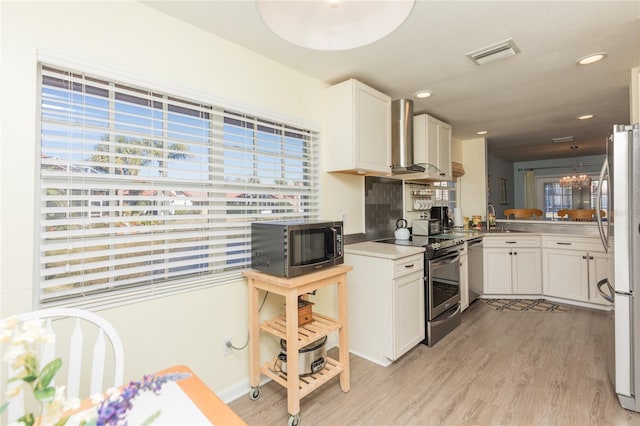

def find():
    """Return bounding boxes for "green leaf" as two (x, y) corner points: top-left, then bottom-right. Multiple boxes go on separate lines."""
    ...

(17, 412), (35, 426)
(141, 410), (162, 426)
(34, 386), (56, 401)
(54, 416), (70, 426)
(36, 357), (62, 391)
(21, 374), (38, 383)
(0, 401), (9, 415)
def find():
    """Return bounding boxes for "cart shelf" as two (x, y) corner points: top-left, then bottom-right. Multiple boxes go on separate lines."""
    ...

(260, 312), (342, 346)
(261, 356), (344, 399)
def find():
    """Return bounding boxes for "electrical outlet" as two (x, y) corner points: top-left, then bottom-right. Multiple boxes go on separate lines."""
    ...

(223, 337), (232, 356)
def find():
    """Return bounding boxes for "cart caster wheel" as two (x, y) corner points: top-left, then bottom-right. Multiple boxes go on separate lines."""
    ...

(288, 414), (300, 426)
(249, 386), (261, 400)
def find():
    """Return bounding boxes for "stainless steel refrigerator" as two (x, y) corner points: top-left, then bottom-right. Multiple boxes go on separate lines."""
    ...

(596, 123), (640, 412)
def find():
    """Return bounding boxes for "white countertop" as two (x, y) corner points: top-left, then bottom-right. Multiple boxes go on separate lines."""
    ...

(345, 241), (425, 259)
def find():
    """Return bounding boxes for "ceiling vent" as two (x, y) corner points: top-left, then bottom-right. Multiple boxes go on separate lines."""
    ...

(551, 136), (575, 143)
(467, 38), (521, 65)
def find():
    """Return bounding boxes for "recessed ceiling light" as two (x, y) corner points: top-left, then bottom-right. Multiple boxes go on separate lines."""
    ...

(577, 114), (595, 120)
(576, 52), (607, 65)
(415, 90), (432, 99)
(476, 130), (488, 135)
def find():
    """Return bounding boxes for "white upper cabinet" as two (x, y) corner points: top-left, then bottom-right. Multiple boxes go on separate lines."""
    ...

(325, 79), (391, 174)
(413, 114), (452, 180)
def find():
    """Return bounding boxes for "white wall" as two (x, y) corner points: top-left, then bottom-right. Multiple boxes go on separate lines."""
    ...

(0, 1), (348, 400)
(632, 66), (639, 124)
(458, 138), (488, 220)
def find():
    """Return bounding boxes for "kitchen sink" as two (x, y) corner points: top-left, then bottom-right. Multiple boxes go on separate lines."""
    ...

(485, 228), (528, 233)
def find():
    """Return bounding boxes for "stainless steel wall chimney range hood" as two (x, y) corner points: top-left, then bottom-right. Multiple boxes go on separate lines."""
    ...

(390, 99), (443, 176)
(391, 99), (423, 174)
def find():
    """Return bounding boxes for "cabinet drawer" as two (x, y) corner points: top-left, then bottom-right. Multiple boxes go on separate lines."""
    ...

(483, 235), (540, 248)
(393, 254), (424, 278)
(542, 236), (604, 252)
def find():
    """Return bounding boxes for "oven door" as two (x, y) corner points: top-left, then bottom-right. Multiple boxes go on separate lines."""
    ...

(427, 250), (461, 320)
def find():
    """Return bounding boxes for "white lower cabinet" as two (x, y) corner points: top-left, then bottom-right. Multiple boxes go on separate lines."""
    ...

(345, 251), (424, 366)
(542, 236), (611, 306)
(459, 243), (469, 311)
(588, 251), (610, 305)
(482, 236), (541, 295)
(393, 270), (425, 356)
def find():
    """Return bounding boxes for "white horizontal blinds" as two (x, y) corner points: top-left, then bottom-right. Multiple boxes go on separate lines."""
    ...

(39, 65), (320, 303)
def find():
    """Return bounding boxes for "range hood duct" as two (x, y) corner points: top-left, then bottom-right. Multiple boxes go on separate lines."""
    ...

(391, 98), (424, 174)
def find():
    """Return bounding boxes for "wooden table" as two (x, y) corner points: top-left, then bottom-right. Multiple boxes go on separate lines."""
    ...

(244, 265), (352, 424)
(66, 365), (246, 425)
(159, 365), (247, 425)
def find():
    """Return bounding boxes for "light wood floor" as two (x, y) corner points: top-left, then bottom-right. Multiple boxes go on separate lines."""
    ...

(228, 301), (640, 425)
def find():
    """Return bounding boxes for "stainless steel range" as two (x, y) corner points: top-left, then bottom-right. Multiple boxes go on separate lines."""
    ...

(378, 234), (464, 346)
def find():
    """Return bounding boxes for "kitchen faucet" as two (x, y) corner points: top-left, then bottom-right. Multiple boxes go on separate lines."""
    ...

(487, 203), (496, 229)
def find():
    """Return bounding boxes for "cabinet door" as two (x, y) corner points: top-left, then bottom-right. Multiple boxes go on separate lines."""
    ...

(542, 249), (589, 301)
(459, 251), (469, 311)
(483, 248), (512, 294)
(512, 248), (541, 294)
(355, 83), (390, 173)
(325, 79), (390, 174)
(588, 251), (612, 305)
(437, 121), (452, 180)
(425, 117), (439, 166)
(392, 271), (425, 360)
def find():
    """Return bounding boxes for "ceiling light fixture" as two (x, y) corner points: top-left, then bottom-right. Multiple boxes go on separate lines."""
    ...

(256, 0), (416, 51)
(577, 114), (595, 120)
(551, 136), (575, 143)
(576, 52), (607, 65)
(559, 146), (591, 189)
(415, 90), (432, 99)
(466, 38), (521, 65)
(476, 130), (488, 135)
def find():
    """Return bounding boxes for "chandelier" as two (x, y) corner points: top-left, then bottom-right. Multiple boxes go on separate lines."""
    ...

(559, 146), (591, 189)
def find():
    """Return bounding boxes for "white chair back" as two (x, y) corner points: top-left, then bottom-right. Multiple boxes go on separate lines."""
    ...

(1, 308), (124, 423)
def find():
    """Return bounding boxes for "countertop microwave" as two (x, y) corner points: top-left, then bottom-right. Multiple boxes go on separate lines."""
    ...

(251, 220), (344, 278)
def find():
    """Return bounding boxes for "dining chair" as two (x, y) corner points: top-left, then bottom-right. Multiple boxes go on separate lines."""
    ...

(2, 308), (124, 423)
(558, 209), (604, 221)
(504, 208), (543, 219)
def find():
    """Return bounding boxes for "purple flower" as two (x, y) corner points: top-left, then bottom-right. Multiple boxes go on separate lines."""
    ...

(96, 373), (190, 426)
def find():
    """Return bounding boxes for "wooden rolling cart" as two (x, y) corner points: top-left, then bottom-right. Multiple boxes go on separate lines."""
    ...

(243, 265), (352, 426)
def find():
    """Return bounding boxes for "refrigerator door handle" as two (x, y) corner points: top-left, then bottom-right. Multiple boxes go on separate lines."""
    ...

(596, 158), (609, 252)
(597, 278), (614, 303)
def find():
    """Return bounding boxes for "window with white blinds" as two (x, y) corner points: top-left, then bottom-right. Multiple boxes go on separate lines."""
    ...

(38, 65), (320, 305)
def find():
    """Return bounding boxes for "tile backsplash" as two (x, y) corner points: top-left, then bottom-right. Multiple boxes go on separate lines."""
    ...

(363, 176), (403, 240)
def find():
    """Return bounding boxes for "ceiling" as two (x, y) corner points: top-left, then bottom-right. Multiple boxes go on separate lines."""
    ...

(143, 1), (640, 162)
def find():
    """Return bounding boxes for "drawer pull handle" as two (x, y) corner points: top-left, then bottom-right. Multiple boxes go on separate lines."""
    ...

(505, 241), (517, 244)
(404, 264), (415, 268)
(556, 242), (572, 245)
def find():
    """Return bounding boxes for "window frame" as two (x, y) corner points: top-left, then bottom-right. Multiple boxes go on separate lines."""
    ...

(36, 61), (320, 309)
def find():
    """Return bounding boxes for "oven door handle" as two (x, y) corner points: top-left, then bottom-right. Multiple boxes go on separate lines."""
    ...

(430, 253), (460, 267)
(432, 304), (461, 323)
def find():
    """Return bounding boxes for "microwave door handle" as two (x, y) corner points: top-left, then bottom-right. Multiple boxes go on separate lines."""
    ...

(330, 227), (338, 257)
(596, 159), (608, 253)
